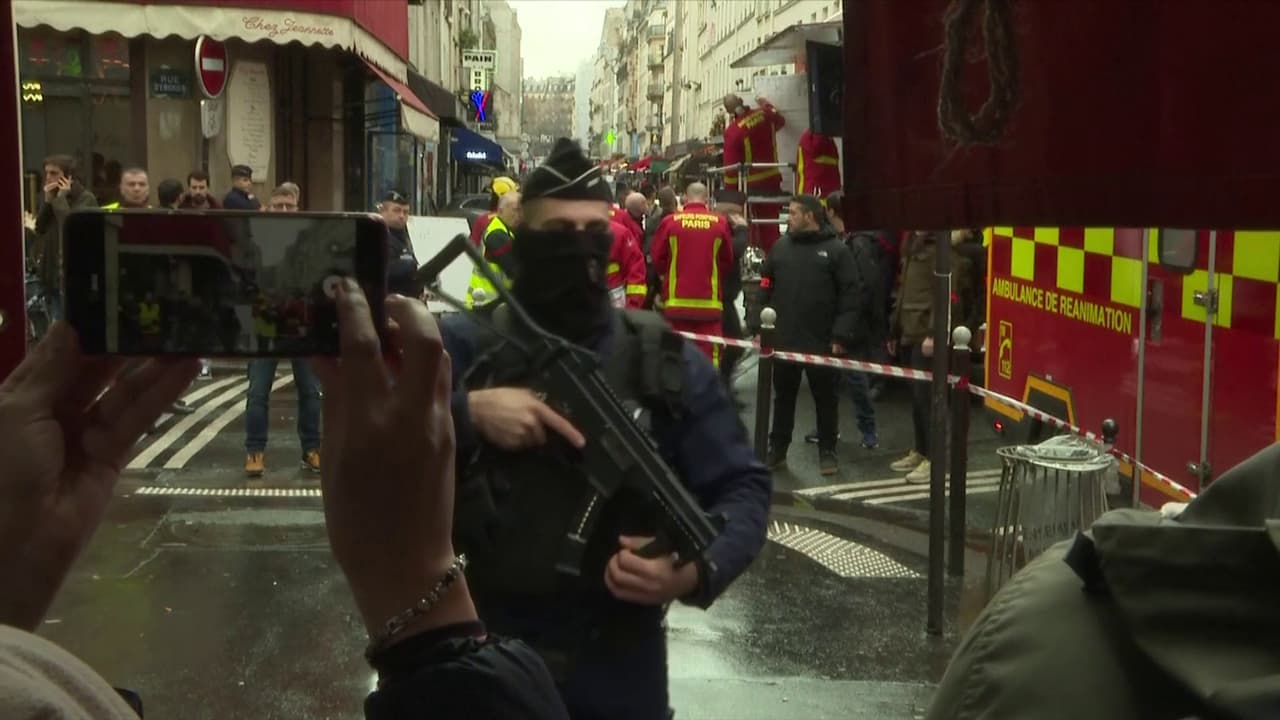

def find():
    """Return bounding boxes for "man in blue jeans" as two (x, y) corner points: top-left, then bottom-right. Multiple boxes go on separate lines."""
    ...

(244, 357), (321, 476)
(243, 183), (321, 477)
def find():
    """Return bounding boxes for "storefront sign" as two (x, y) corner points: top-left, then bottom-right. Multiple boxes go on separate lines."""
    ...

(150, 68), (191, 98)
(461, 50), (496, 70)
(194, 36), (228, 99)
(464, 150), (488, 161)
(241, 15), (338, 40)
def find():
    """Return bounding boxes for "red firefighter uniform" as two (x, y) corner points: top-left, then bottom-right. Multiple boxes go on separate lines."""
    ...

(651, 201), (736, 366)
(722, 100), (786, 255)
(796, 128), (842, 197)
(606, 220), (648, 309)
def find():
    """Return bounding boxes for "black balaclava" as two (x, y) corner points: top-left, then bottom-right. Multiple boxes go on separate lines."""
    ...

(513, 137), (615, 342)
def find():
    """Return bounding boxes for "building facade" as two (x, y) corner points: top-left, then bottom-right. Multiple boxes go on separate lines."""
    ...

(521, 76), (575, 160)
(486, 0), (523, 147)
(15, 0), (437, 214)
(589, 0), (841, 165)
(572, 59), (593, 153)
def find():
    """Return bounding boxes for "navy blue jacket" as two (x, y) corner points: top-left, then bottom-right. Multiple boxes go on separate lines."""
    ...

(440, 311), (771, 609)
(223, 187), (261, 210)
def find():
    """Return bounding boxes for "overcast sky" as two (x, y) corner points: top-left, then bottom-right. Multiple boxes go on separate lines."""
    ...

(508, 0), (625, 79)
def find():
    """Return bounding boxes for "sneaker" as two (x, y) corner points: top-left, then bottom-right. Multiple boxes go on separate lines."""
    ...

(245, 452), (265, 477)
(302, 449), (321, 473)
(905, 459), (932, 484)
(765, 445), (787, 469)
(890, 450), (925, 472)
(861, 432), (879, 450)
(170, 400), (196, 415)
(804, 430), (842, 445)
(198, 361), (212, 380)
(819, 450), (839, 476)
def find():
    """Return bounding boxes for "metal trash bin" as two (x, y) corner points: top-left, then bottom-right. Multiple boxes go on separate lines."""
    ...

(985, 435), (1114, 600)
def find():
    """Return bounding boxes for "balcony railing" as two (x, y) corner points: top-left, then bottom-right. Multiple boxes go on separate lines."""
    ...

(647, 51), (664, 68)
(646, 83), (665, 100)
(648, 23), (665, 40)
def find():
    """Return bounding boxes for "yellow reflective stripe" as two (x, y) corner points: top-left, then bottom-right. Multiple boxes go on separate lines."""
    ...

(1057, 246), (1084, 294)
(667, 297), (722, 309)
(1084, 227), (1114, 255)
(710, 236), (721, 304)
(1033, 227), (1058, 245)
(607, 261), (621, 274)
(795, 150), (806, 191)
(815, 155), (839, 166)
(1110, 256), (1142, 308)
(625, 284), (647, 295)
(664, 234), (723, 311)
(666, 235), (679, 303)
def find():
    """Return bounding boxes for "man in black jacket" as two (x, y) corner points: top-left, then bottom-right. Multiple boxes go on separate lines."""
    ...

(223, 164), (261, 210)
(712, 189), (751, 393)
(757, 194), (859, 476)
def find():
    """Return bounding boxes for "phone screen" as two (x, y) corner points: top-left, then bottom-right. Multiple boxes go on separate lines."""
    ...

(65, 210), (387, 356)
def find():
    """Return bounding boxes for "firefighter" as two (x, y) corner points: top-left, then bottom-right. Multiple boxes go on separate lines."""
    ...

(796, 128), (842, 197)
(651, 182), (737, 367)
(722, 94), (786, 255)
(470, 175), (520, 248)
(466, 190), (522, 309)
(606, 217), (648, 309)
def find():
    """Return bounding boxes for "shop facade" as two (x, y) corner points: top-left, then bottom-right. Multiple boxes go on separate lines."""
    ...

(14, 0), (433, 214)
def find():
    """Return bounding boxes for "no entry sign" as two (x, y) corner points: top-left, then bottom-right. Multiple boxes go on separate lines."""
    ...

(194, 36), (227, 99)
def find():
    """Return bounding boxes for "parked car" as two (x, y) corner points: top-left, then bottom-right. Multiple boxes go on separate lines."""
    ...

(439, 193), (491, 231)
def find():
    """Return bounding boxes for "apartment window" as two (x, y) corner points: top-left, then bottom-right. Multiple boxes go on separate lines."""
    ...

(822, 6), (829, 18)
(810, 12), (817, 22)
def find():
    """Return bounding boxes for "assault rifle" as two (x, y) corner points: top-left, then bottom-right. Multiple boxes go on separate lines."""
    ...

(417, 235), (720, 576)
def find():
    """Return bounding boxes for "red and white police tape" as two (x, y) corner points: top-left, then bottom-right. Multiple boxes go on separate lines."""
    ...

(675, 329), (1198, 500)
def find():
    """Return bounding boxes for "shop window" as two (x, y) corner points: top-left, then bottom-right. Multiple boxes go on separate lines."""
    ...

(21, 29), (85, 78)
(89, 34), (130, 81)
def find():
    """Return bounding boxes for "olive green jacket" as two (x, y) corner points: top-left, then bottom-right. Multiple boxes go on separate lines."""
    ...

(928, 444), (1280, 720)
(890, 233), (974, 344)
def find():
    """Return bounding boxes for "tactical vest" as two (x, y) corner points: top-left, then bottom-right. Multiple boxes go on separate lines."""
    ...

(453, 304), (686, 600)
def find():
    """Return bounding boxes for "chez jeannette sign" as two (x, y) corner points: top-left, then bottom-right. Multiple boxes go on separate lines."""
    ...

(241, 15), (338, 40)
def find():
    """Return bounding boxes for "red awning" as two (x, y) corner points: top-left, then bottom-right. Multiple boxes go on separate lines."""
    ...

(364, 59), (438, 141)
(15, 0), (409, 80)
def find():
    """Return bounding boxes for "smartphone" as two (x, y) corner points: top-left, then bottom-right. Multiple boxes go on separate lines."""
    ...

(63, 209), (388, 356)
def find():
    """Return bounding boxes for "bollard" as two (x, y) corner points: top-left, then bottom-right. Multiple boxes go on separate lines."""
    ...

(948, 326), (973, 577)
(753, 307), (777, 461)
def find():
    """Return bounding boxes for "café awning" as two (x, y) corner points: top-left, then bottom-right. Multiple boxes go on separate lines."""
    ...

(14, 0), (408, 80)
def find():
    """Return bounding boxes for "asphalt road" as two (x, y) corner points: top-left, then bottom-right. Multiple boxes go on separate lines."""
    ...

(31, 364), (987, 719)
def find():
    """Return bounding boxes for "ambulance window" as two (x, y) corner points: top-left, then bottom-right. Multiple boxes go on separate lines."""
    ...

(1157, 229), (1198, 274)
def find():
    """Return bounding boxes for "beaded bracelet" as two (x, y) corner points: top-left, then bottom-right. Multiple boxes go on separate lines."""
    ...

(364, 555), (468, 660)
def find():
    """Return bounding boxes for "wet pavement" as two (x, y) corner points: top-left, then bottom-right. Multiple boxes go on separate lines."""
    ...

(33, 360), (996, 719)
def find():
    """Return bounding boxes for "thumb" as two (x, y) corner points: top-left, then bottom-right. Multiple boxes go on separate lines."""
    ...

(617, 535), (656, 551)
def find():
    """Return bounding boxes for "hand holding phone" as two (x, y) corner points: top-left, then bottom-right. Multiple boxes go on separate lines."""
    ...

(62, 209), (389, 357)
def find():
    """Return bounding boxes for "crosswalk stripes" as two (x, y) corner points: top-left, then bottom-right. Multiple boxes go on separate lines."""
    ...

(796, 468), (1005, 506)
(133, 486), (321, 498)
(766, 520), (921, 579)
(126, 374), (293, 470)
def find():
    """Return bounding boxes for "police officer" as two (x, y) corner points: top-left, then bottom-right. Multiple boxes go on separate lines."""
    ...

(439, 138), (771, 720)
(466, 190), (522, 308)
(379, 190), (420, 298)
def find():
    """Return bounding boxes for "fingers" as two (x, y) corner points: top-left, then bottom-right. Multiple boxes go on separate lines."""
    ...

(58, 356), (127, 416)
(1, 323), (84, 406)
(82, 359), (200, 470)
(605, 552), (664, 604)
(384, 295), (444, 410)
(531, 402), (585, 448)
(334, 281), (389, 403)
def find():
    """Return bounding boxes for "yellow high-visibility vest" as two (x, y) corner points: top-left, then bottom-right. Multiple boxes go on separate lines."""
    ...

(467, 215), (515, 308)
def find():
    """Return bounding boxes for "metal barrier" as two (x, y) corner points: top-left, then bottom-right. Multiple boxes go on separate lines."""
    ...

(984, 433), (1116, 602)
